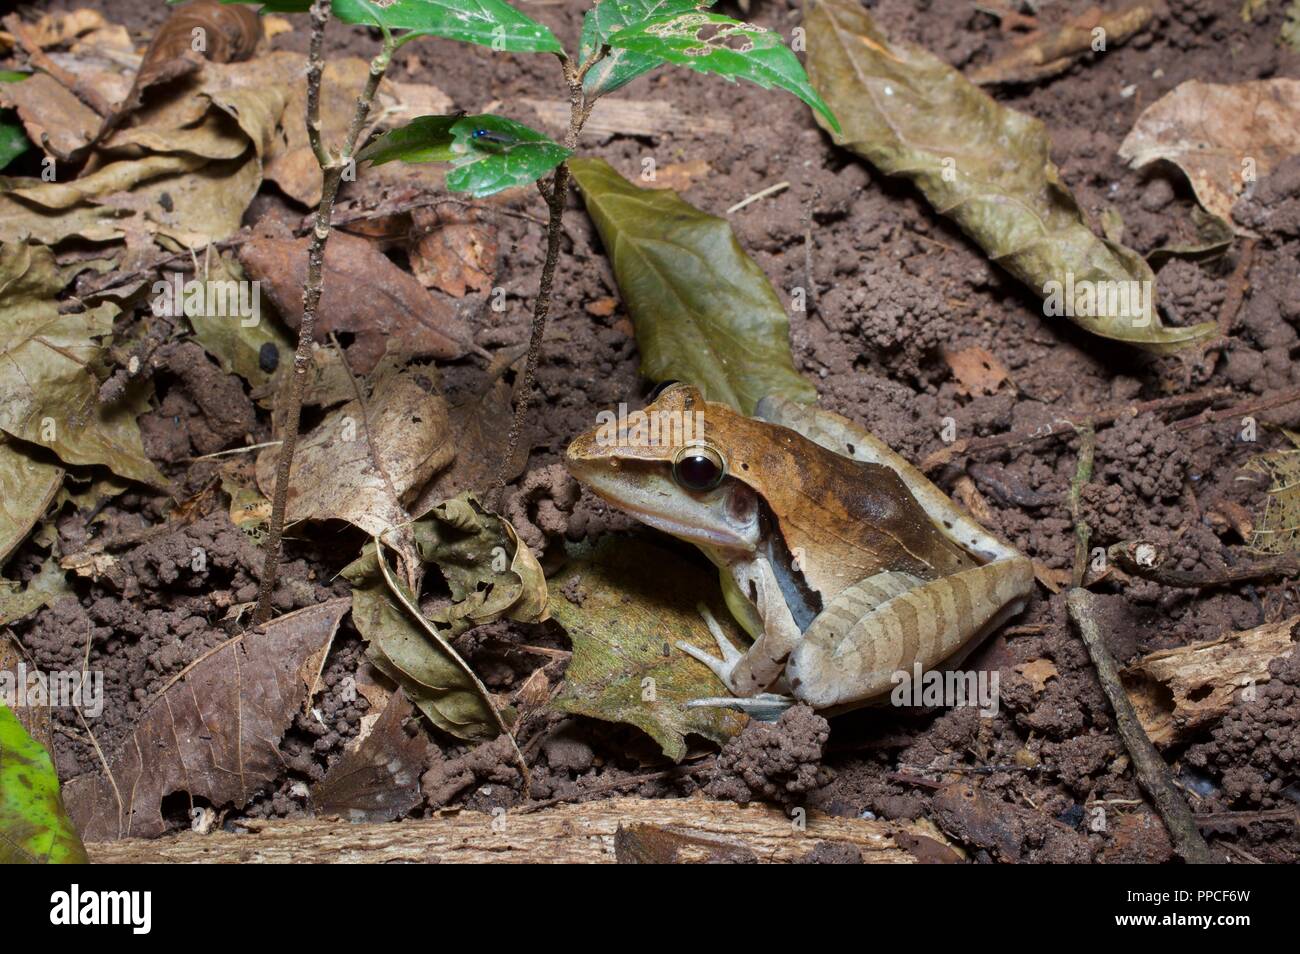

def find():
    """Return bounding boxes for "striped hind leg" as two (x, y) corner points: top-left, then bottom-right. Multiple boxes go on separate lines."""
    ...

(785, 558), (1034, 710)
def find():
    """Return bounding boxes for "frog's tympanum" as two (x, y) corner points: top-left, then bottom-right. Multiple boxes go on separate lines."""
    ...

(564, 384), (1034, 714)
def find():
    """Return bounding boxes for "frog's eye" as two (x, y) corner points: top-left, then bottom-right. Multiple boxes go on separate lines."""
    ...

(673, 445), (725, 492)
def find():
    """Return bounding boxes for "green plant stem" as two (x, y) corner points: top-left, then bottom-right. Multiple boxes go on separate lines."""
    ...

(492, 51), (602, 506)
(254, 0), (395, 624)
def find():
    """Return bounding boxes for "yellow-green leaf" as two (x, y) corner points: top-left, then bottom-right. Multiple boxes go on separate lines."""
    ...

(0, 703), (88, 864)
(570, 157), (816, 414)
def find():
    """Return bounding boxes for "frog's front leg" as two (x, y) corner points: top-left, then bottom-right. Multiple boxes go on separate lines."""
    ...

(786, 557), (1034, 710)
(676, 556), (801, 696)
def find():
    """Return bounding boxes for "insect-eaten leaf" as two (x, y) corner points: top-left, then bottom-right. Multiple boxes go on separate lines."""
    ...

(608, 10), (839, 132)
(62, 599), (351, 841)
(0, 703), (88, 863)
(0, 243), (167, 489)
(343, 495), (545, 745)
(358, 113), (570, 198)
(581, 0), (707, 99)
(1119, 79), (1300, 237)
(549, 537), (747, 762)
(803, 0), (1215, 354)
(332, 0), (562, 54)
(1244, 430), (1300, 555)
(570, 157), (815, 414)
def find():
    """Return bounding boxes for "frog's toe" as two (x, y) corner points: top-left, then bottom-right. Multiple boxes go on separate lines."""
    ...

(696, 603), (745, 665)
(676, 639), (739, 687)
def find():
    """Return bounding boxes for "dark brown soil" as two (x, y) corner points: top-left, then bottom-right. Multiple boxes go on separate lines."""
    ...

(9, 0), (1300, 863)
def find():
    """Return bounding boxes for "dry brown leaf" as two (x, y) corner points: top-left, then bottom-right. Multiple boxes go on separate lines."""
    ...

(1119, 79), (1300, 235)
(28, 9), (110, 49)
(409, 205), (498, 297)
(0, 72), (100, 160)
(239, 231), (479, 372)
(255, 365), (454, 546)
(309, 689), (431, 823)
(1014, 658), (1060, 693)
(648, 159), (712, 192)
(943, 346), (1012, 396)
(1122, 615), (1298, 745)
(63, 598), (351, 841)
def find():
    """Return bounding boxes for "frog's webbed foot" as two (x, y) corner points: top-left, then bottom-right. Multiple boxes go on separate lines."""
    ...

(685, 693), (795, 721)
(676, 603), (746, 691)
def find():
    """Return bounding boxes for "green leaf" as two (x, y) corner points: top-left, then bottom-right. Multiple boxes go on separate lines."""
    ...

(0, 244), (168, 489)
(609, 10), (839, 132)
(804, 0), (1215, 353)
(0, 71), (29, 172)
(0, 704), (88, 864)
(550, 537), (746, 762)
(569, 157), (816, 414)
(333, 0), (562, 53)
(358, 114), (570, 197)
(581, 0), (707, 99)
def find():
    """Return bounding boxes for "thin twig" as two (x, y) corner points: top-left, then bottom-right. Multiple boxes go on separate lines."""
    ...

(726, 180), (789, 214)
(1107, 540), (1300, 587)
(492, 46), (606, 506)
(1066, 589), (1217, 864)
(1068, 424), (1096, 587)
(255, 0), (394, 624)
(1171, 385), (1300, 432)
(921, 387), (1231, 472)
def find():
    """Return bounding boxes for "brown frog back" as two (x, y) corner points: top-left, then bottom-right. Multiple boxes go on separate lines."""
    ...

(707, 405), (978, 602)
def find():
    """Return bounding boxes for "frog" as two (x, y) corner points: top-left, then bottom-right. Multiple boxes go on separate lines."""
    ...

(563, 383), (1035, 715)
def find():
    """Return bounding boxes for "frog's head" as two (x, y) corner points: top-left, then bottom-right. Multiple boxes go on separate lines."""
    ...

(565, 383), (761, 553)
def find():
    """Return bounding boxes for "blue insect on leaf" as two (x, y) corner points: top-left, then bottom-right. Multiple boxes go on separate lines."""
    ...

(470, 127), (522, 152)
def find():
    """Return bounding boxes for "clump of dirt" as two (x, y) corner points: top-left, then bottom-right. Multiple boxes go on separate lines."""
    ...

(705, 706), (831, 804)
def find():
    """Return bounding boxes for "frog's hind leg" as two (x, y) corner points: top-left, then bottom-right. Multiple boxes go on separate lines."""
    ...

(786, 559), (1034, 710)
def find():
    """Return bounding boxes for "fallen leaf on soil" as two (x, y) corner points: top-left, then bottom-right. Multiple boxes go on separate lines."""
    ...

(969, 3), (1158, 85)
(1243, 430), (1300, 554)
(804, 0), (1214, 353)
(0, 437), (62, 565)
(1119, 79), (1300, 236)
(62, 598), (351, 841)
(649, 159), (712, 192)
(0, 702), (88, 863)
(943, 346), (1011, 396)
(0, 557), (72, 627)
(254, 363), (454, 573)
(549, 536), (748, 762)
(309, 689), (432, 823)
(409, 205), (497, 297)
(343, 496), (544, 748)
(1123, 615), (1298, 745)
(239, 231), (478, 373)
(181, 251), (293, 391)
(0, 243), (166, 488)
(0, 71), (99, 161)
(570, 157), (816, 414)
(26, 9), (109, 49)
(1014, 658), (1060, 694)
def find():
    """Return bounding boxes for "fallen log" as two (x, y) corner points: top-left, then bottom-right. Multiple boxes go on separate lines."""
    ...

(88, 797), (955, 864)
